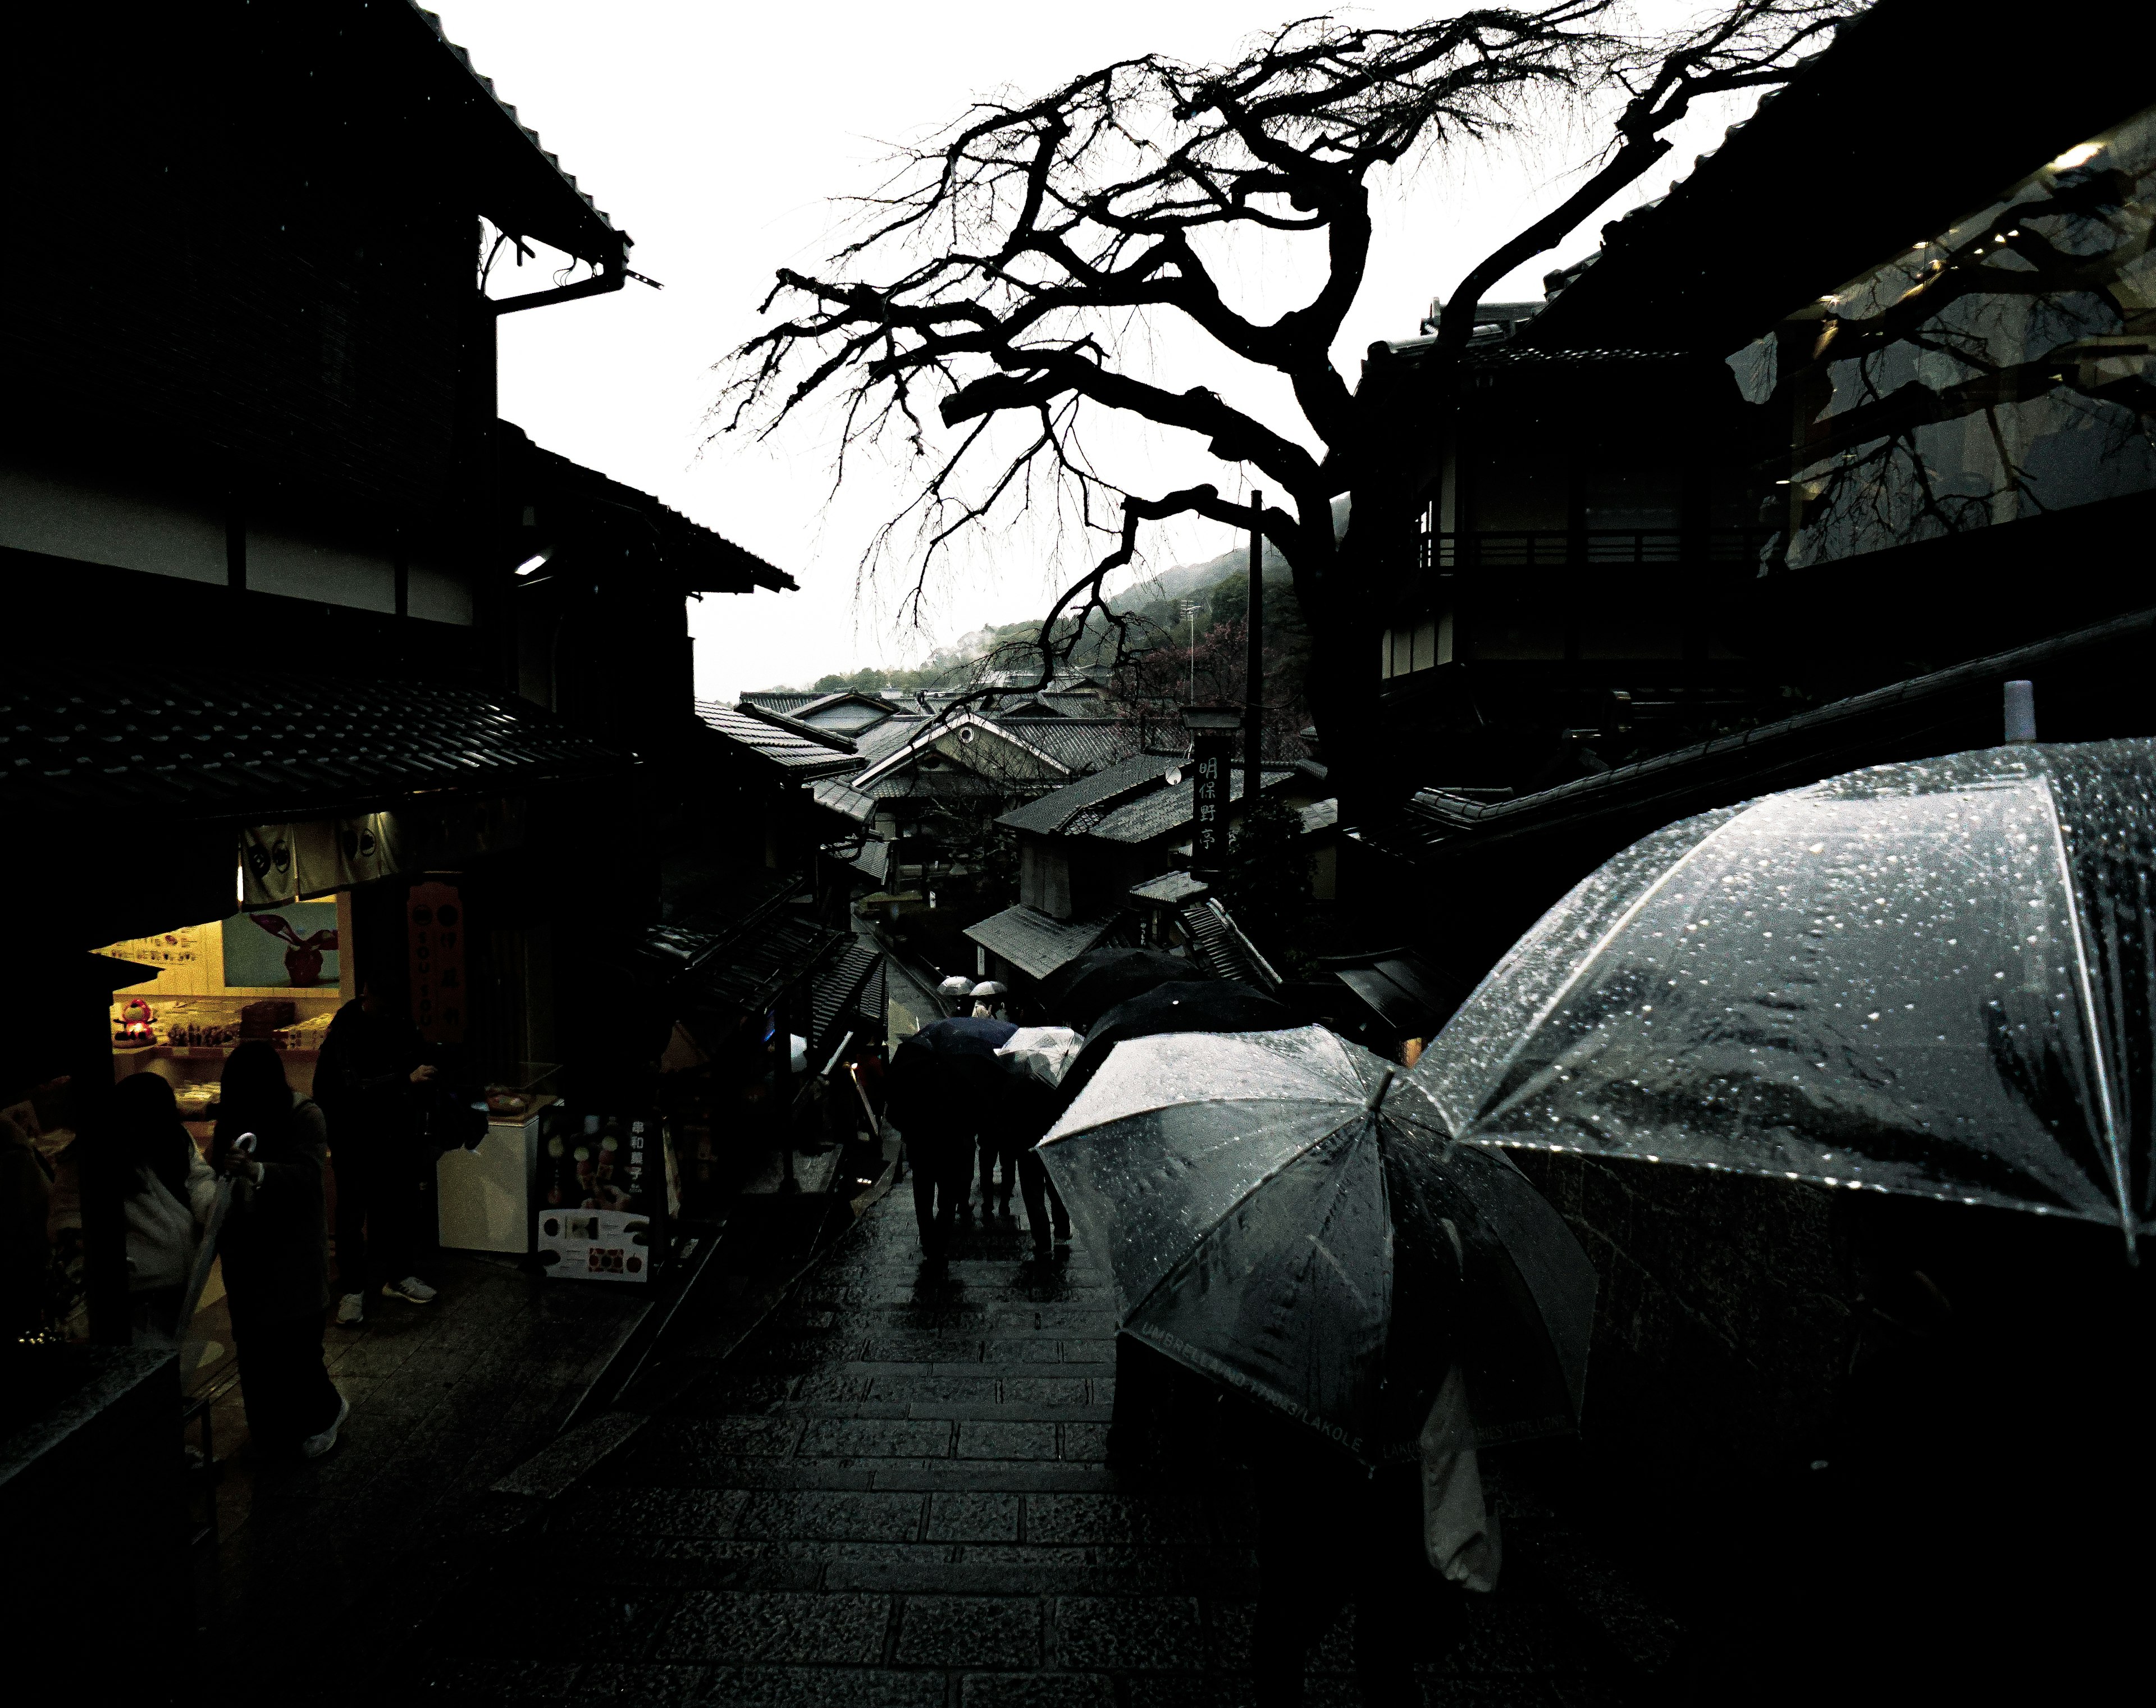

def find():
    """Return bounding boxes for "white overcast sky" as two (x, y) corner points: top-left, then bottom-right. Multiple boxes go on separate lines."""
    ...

(445, 1), (1760, 697)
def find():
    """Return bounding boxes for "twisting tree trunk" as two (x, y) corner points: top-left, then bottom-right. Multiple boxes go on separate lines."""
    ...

(720, 1), (1867, 818)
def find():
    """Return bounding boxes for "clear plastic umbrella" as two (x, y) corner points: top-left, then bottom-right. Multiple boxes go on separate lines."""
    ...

(1041, 1025), (1596, 1464)
(1412, 739), (2156, 1250)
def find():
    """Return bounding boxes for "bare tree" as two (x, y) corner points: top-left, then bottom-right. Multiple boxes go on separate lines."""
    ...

(722, 1), (1866, 808)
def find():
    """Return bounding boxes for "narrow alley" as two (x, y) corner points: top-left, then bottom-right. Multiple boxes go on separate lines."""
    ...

(392, 1193), (1677, 1706)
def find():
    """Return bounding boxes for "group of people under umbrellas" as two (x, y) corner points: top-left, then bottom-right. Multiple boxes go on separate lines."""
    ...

(882, 734), (2156, 1702)
(887, 949), (1586, 1701)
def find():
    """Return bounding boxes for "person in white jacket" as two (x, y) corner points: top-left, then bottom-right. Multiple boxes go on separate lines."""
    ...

(111, 1072), (216, 1342)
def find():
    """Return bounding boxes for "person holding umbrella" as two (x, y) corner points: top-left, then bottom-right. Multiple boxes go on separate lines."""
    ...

(1040, 1022), (1593, 1696)
(213, 1041), (346, 1459)
(886, 1016), (1015, 1259)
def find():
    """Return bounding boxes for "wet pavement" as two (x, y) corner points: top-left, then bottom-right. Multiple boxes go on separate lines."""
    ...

(389, 1186), (1685, 1705)
(191, 1248), (655, 1696)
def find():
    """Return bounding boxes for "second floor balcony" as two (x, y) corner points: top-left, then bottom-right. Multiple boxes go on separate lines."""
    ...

(1420, 527), (1779, 572)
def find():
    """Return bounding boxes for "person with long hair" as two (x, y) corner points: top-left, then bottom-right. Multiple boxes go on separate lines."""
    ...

(111, 1072), (216, 1342)
(212, 1042), (345, 1458)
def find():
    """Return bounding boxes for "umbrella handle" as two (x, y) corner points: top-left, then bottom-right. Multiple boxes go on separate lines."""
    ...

(1365, 1070), (1396, 1112)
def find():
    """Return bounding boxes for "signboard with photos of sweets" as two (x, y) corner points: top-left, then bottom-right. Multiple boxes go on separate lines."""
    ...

(535, 1109), (663, 1284)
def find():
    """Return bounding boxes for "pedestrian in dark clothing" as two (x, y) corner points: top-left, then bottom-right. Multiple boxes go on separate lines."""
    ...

(314, 987), (438, 1323)
(1250, 1414), (1459, 1707)
(213, 1042), (345, 1459)
(906, 1125), (974, 1258)
(885, 1018), (1016, 1260)
(1016, 1150), (1070, 1258)
(989, 1072), (1068, 1261)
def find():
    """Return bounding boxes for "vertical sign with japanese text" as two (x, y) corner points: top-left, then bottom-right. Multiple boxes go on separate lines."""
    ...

(406, 879), (467, 1044)
(1190, 730), (1236, 875)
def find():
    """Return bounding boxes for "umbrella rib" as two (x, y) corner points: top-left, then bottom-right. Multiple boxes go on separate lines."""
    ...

(1467, 812), (1741, 1118)
(1118, 1109), (1363, 1327)
(2039, 772), (2136, 1258)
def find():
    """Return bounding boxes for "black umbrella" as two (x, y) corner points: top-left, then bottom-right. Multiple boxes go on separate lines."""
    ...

(1412, 738), (2156, 1248)
(1041, 1024), (1595, 1463)
(885, 1016), (1019, 1132)
(1054, 980), (1296, 1113)
(1047, 948), (1200, 1029)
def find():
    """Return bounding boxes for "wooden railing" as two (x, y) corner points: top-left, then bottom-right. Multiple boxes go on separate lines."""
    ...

(1419, 528), (1776, 570)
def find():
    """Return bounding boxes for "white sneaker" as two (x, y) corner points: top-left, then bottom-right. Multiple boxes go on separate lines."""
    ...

(334, 1293), (366, 1327)
(382, 1275), (437, 1304)
(299, 1390), (350, 1460)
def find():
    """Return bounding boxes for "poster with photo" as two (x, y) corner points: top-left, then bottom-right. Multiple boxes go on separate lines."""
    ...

(535, 1208), (654, 1283)
(222, 903), (340, 988)
(534, 1109), (667, 1284)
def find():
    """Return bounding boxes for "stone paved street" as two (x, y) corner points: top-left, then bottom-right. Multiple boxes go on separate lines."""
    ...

(393, 1182), (1684, 1706)
(193, 1248), (654, 1696)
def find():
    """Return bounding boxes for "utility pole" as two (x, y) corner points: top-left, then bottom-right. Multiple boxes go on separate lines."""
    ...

(1179, 599), (1200, 705)
(1244, 490), (1264, 813)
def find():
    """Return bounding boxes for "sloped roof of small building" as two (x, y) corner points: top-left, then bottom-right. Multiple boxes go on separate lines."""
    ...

(741, 690), (823, 716)
(997, 752), (1181, 835)
(994, 719), (1141, 775)
(810, 776), (879, 824)
(963, 904), (1130, 981)
(1082, 763), (1304, 846)
(0, 659), (625, 823)
(693, 701), (861, 779)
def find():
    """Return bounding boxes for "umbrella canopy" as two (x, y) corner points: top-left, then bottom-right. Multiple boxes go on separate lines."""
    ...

(995, 1025), (1084, 1088)
(1045, 947), (1200, 1029)
(1412, 739), (2156, 1245)
(1042, 1024), (1596, 1464)
(886, 1016), (1019, 1132)
(1054, 980), (1296, 1113)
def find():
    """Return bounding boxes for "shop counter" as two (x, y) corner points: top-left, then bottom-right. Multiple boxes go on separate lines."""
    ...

(437, 1097), (555, 1254)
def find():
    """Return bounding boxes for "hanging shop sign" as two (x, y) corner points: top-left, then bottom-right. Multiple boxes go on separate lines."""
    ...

(239, 797), (525, 906)
(406, 879), (467, 1044)
(1184, 706), (1243, 878)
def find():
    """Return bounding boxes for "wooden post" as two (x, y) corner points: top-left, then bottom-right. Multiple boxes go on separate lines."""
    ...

(1244, 490), (1264, 812)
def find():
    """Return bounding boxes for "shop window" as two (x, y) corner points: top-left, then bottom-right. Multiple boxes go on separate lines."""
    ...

(1735, 104), (2156, 570)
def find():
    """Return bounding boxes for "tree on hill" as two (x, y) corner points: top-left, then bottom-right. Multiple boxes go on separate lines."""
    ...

(722, 1), (1863, 810)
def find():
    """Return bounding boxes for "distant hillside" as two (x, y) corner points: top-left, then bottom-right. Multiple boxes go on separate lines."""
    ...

(1117, 494), (1341, 607)
(790, 497), (1344, 693)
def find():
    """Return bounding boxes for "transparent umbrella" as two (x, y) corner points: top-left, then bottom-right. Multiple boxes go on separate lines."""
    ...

(1412, 739), (2156, 1250)
(1041, 1025), (1595, 1465)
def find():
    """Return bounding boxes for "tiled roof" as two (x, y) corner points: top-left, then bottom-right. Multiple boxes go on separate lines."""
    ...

(810, 940), (885, 1057)
(988, 692), (1111, 719)
(732, 701), (856, 753)
(848, 839), (890, 883)
(669, 916), (845, 1017)
(993, 719), (1141, 775)
(963, 905), (1130, 981)
(791, 691), (909, 734)
(850, 716), (932, 767)
(741, 691), (822, 715)
(1129, 870), (1209, 907)
(633, 867), (846, 1017)
(996, 753), (1179, 835)
(506, 427), (795, 593)
(856, 769), (1002, 803)
(0, 661), (625, 823)
(811, 777), (879, 824)
(694, 701), (861, 779)
(410, 4), (617, 252)
(1084, 764), (1301, 846)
